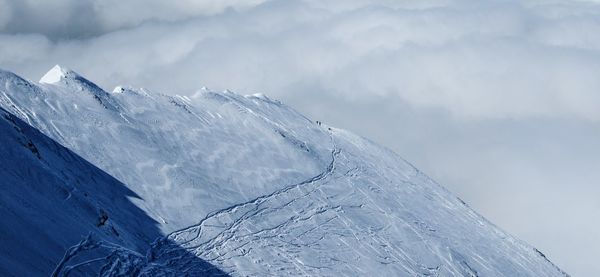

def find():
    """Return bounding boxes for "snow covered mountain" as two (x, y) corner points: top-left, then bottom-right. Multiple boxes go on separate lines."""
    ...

(0, 66), (568, 276)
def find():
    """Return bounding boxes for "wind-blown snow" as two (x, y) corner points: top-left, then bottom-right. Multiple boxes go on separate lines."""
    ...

(0, 66), (569, 276)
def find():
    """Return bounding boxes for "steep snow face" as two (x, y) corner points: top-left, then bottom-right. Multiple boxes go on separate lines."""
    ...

(0, 107), (155, 275)
(0, 67), (568, 276)
(0, 106), (227, 276)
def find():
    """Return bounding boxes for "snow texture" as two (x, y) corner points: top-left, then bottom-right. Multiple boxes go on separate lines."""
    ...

(0, 106), (228, 276)
(39, 65), (68, 84)
(0, 66), (569, 276)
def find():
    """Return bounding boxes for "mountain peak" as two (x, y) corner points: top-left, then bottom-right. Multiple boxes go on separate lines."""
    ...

(38, 65), (117, 110)
(39, 65), (78, 84)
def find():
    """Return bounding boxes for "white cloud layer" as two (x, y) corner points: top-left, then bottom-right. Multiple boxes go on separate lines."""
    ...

(3, 0), (600, 120)
(1, 0), (600, 275)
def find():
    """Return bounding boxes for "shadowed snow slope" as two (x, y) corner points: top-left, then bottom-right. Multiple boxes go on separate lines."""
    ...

(0, 106), (227, 276)
(0, 66), (568, 276)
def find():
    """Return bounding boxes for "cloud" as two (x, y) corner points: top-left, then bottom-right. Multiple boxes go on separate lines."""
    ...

(1, 0), (600, 275)
(0, 0), (11, 29)
(0, 0), (267, 39)
(3, 0), (600, 120)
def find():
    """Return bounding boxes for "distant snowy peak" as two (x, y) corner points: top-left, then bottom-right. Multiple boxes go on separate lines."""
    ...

(38, 65), (121, 111)
(39, 65), (76, 84)
(39, 64), (105, 93)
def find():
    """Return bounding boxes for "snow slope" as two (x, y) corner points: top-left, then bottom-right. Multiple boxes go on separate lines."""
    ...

(0, 104), (228, 276)
(0, 66), (568, 276)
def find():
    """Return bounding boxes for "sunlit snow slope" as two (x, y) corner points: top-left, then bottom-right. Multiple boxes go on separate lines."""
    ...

(0, 66), (568, 276)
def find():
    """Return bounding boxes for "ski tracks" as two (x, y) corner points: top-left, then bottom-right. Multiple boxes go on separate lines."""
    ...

(150, 133), (341, 275)
(54, 131), (340, 276)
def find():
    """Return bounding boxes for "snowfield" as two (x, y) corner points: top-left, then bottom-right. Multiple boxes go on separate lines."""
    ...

(0, 66), (568, 276)
(0, 106), (227, 276)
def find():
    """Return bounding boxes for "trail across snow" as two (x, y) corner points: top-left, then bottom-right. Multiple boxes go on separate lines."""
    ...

(53, 132), (339, 276)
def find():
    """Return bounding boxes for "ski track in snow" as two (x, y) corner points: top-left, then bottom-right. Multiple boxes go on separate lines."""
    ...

(161, 133), (339, 273)
(53, 132), (339, 276)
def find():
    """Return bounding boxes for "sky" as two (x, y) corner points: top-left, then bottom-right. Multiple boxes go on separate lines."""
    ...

(1, 0), (599, 275)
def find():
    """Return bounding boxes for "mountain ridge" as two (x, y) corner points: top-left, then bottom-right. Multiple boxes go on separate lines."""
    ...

(0, 66), (569, 276)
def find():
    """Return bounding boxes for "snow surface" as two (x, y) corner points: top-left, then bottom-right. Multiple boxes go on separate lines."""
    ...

(0, 105), (228, 276)
(0, 66), (569, 276)
(39, 65), (70, 84)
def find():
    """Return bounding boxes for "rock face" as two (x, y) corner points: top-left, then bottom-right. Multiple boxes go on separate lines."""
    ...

(0, 66), (568, 276)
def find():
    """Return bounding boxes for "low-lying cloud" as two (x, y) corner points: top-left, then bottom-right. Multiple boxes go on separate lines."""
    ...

(2, 0), (600, 120)
(1, 0), (599, 275)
